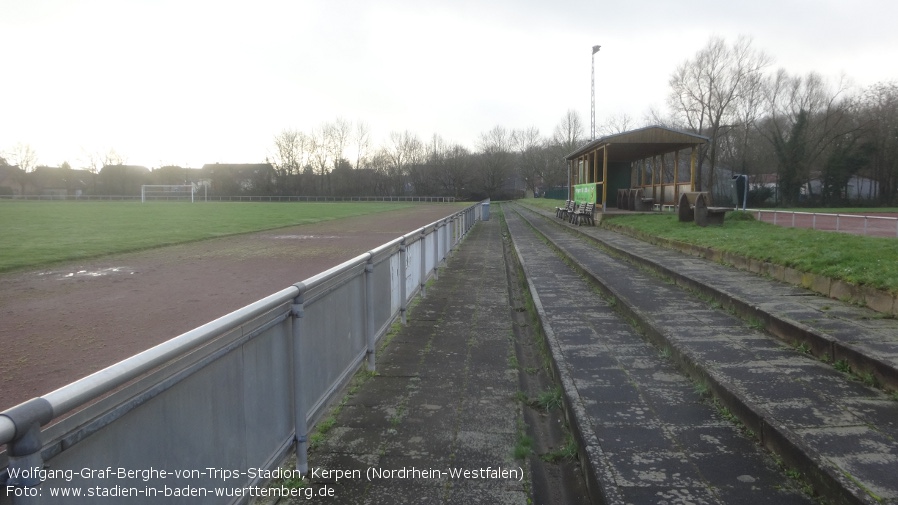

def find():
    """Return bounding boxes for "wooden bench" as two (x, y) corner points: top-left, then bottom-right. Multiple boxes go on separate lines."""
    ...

(555, 200), (567, 218)
(568, 202), (585, 224)
(556, 200), (573, 219)
(677, 192), (732, 227)
(565, 200), (576, 220)
(572, 202), (595, 226)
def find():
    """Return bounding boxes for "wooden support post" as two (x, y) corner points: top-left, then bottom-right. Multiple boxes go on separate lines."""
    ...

(568, 160), (574, 200)
(602, 145), (608, 211)
(674, 149), (680, 206)
(590, 151), (595, 185)
(690, 146), (697, 192)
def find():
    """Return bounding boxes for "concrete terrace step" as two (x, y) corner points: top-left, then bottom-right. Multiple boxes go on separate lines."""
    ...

(566, 209), (898, 393)
(503, 208), (816, 504)
(506, 204), (898, 505)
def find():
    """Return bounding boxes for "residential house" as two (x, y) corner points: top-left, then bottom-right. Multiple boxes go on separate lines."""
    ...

(31, 166), (91, 198)
(0, 165), (29, 196)
(201, 163), (276, 195)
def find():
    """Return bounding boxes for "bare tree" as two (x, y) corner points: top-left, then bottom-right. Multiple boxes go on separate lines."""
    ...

(2, 142), (37, 194)
(667, 35), (771, 195)
(368, 148), (392, 196)
(4, 142), (38, 173)
(79, 149), (103, 175)
(758, 70), (858, 205)
(552, 109), (585, 155)
(442, 144), (473, 198)
(328, 117), (352, 171)
(477, 125), (514, 198)
(384, 130), (423, 195)
(858, 81), (898, 203)
(310, 124), (333, 193)
(103, 148), (126, 167)
(599, 113), (638, 136)
(719, 62), (768, 179)
(269, 129), (310, 194)
(354, 121), (371, 171)
(423, 134), (473, 198)
(512, 127), (546, 196)
(548, 110), (586, 191)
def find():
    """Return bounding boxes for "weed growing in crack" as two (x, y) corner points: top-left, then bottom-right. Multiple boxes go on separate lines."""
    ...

(508, 353), (520, 370)
(861, 371), (878, 388)
(694, 381), (711, 398)
(531, 387), (563, 413)
(514, 434), (534, 460)
(748, 317), (765, 331)
(514, 419), (534, 460)
(835, 359), (851, 373)
(389, 404), (406, 427)
(541, 433), (578, 463)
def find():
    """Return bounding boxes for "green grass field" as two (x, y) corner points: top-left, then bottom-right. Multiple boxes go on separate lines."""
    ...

(521, 198), (898, 295)
(0, 201), (424, 273)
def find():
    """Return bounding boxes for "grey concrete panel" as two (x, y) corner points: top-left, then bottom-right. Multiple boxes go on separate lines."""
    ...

(39, 330), (283, 503)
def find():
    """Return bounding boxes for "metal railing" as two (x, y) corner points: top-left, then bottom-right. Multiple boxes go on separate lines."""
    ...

(751, 209), (898, 237)
(1, 195), (458, 203)
(0, 201), (484, 504)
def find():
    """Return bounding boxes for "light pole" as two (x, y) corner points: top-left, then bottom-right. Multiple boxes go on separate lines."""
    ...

(591, 45), (601, 140)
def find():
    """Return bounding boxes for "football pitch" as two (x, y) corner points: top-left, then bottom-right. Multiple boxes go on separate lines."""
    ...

(1, 200), (457, 273)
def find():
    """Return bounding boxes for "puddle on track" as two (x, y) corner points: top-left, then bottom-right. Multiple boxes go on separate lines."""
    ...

(268, 234), (341, 240)
(37, 267), (136, 280)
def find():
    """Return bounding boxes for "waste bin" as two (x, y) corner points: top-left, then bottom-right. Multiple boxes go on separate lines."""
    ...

(481, 200), (490, 221)
(731, 174), (748, 210)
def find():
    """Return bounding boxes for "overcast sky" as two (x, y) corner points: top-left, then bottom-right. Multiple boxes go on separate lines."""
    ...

(2, 0), (897, 169)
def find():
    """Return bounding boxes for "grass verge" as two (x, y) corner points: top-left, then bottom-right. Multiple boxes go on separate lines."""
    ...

(521, 199), (898, 295)
(0, 200), (431, 272)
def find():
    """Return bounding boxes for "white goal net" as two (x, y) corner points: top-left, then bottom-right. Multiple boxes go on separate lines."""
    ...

(140, 184), (205, 202)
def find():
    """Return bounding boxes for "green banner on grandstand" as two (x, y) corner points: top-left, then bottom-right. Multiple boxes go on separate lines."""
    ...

(573, 183), (597, 203)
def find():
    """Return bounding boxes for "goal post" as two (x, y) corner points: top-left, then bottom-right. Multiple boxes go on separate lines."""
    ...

(140, 184), (205, 202)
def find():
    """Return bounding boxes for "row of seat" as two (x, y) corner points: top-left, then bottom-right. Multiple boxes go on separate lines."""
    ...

(554, 200), (595, 226)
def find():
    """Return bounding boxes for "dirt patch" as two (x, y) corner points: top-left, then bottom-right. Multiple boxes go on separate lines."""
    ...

(0, 205), (461, 411)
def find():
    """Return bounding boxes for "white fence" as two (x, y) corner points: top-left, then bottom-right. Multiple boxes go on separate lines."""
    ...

(751, 209), (898, 237)
(0, 202), (484, 504)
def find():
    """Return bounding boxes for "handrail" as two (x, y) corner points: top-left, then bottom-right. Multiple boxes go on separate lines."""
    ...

(42, 286), (300, 418)
(1, 194), (459, 202)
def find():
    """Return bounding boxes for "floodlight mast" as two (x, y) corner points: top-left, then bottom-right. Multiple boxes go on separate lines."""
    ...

(591, 45), (601, 140)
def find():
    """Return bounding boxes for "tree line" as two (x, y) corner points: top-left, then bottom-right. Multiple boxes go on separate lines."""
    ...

(660, 35), (898, 206)
(0, 116), (584, 201)
(4, 35), (897, 206)
(262, 116), (583, 201)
